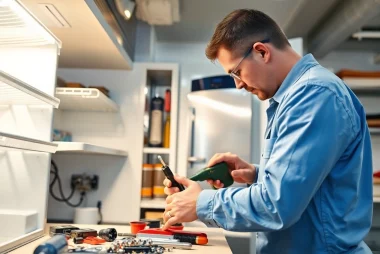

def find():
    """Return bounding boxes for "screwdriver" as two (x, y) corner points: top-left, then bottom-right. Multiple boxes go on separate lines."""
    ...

(158, 155), (185, 191)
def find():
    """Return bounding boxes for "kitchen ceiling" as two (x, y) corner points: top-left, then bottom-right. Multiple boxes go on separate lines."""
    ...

(153, 0), (340, 42)
(153, 0), (380, 57)
(18, 0), (380, 67)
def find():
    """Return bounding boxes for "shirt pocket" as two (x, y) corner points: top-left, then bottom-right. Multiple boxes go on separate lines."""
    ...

(262, 137), (276, 159)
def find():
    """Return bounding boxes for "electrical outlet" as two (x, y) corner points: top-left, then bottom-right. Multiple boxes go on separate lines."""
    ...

(71, 174), (99, 192)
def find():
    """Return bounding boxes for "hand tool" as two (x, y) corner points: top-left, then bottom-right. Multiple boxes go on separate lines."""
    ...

(98, 228), (117, 242)
(70, 229), (98, 239)
(33, 234), (68, 254)
(137, 228), (208, 245)
(158, 156), (185, 191)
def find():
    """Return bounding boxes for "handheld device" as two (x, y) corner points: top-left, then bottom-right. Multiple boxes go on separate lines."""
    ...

(189, 162), (234, 188)
(70, 228), (98, 239)
(158, 156), (185, 191)
(49, 225), (79, 237)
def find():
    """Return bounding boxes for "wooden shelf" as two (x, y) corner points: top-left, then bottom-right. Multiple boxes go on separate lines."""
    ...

(374, 197), (380, 203)
(54, 142), (127, 156)
(140, 198), (166, 209)
(0, 132), (57, 153)
(343, 77), (380, 94)
(143, 147), (170, 154)
(0, 71), (60, 108)
(55, 88), (118, 112)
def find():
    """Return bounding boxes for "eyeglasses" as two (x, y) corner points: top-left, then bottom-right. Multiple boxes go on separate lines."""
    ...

(229, 39), (270, 81)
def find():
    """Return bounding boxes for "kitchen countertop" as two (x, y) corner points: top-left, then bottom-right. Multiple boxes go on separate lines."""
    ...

(10, 223), (232, 253)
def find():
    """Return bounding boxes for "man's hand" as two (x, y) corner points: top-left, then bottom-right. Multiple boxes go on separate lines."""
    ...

(162, 175), (202, 230)
(207, 152), (256, 188)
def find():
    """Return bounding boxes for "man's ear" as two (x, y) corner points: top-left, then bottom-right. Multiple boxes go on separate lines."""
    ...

(253, 43), (270, 63)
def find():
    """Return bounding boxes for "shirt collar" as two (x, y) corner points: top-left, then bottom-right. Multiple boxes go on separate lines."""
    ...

(272, 53), (319, 103)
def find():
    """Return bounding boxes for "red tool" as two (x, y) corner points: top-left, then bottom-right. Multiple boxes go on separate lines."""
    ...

(83, 236), (106, 245)
(136, 228), (208, 245)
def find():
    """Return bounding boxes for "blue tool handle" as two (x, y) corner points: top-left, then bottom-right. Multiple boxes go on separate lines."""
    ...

(34, 234), (67, 254)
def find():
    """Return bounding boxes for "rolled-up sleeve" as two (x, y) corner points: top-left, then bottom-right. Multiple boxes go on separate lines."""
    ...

(196, 84), (356, 231)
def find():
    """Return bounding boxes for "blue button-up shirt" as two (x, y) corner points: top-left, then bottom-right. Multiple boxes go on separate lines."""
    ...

(196, 54), (373, 253)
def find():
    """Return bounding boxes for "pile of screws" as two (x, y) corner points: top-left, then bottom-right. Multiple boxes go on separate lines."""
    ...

(68, 237), (169, 253)
(107, 237), (167, 253)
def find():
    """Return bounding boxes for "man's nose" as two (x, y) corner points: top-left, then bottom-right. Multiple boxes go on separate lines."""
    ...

(235, 79), (245, 89)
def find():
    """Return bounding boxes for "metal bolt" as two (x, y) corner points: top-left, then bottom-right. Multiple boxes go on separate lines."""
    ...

(156, 246), (165, 254)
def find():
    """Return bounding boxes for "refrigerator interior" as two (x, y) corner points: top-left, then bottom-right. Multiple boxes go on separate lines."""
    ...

(0, 0), (61, 252)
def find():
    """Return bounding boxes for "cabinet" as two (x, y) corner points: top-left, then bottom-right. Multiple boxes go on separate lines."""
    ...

(47, 64), (178, 224)
(139, 64), (179, 217)
(48, 76), (130, 223)
(21, 0), (134, 70)
(0, 0), (61, 252)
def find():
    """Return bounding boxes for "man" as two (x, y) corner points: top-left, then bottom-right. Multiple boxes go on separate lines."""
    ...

(162, 9), (373, 253)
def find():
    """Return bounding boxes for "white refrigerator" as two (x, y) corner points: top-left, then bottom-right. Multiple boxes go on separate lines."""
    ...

(186, 76), (263, 188)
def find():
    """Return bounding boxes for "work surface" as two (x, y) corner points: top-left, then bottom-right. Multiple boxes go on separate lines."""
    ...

(10, 223), (232, 253)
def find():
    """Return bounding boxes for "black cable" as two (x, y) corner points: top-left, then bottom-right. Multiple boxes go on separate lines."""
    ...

(50, 161), (75, 201)
(49, 173), (77, 204)
(97, 201), (103, 225)
(50, 160), (85, 207)
(50, 171), (75, 202)
(64, 191), (86, 208)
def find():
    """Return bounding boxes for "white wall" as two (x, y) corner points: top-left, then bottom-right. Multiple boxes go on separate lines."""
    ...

(49, 68), (145, 223)
(134, 21), (156, 62)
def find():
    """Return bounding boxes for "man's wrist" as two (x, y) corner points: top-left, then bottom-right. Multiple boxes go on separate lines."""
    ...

(246, 164), (259, 186)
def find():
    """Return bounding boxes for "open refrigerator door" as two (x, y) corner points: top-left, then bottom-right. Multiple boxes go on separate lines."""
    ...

(0, 0), (61, 252)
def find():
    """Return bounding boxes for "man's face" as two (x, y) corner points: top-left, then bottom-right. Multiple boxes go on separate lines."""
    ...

(217, 45), (276, 100)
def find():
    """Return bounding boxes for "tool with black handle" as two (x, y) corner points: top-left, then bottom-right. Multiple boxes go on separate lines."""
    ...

(158, 156), (185, 191)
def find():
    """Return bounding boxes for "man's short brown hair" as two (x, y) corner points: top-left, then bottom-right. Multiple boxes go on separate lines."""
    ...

(205, 9), (290, 61)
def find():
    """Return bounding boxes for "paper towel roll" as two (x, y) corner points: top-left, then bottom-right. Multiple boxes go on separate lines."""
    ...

(74, 207), (99, 224)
